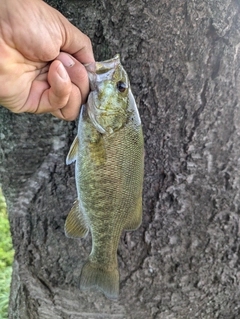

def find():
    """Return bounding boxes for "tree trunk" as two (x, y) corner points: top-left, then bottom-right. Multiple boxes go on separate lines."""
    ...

(1, 0), (240, 318)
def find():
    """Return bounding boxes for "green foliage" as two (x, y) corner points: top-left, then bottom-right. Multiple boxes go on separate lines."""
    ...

(0, 189), (14, 319)
(0, 267), (12, 319)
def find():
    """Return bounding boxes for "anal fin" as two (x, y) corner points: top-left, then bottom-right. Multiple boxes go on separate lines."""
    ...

(65, 200), (89, 238)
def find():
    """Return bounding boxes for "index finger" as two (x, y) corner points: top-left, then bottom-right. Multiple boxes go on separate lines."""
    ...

(57, 12), (95, 64)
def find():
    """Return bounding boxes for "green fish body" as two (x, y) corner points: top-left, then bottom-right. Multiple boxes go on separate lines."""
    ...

(65, 55), (144, 300)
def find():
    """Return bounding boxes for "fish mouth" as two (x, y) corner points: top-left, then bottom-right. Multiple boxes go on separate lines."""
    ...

(84, 54), (120, 74)
(84, 54), (120, 91)
(84, 55), (123, 134)
(84, 54), (126, 134)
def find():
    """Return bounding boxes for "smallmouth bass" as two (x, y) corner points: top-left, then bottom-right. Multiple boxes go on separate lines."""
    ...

(65, 55), (144, 300)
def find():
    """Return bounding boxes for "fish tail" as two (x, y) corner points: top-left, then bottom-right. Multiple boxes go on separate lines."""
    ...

(80, 260), (119, 300)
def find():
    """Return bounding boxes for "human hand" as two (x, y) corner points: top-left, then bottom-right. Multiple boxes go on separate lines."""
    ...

(0, 0), (95, 120)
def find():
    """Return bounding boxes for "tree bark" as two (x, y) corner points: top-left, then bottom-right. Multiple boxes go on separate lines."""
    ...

(1, 0), (240, 318)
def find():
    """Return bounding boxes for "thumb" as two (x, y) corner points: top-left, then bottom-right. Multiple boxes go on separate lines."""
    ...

(56, 52), (89, 104)
(24, 60), (72, 115)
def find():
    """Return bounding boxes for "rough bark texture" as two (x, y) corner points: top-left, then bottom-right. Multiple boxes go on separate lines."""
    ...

(0, 0), (240, 318)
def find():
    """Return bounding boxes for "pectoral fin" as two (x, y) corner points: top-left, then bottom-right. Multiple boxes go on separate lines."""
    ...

(123, 196), (142, 231)
(66, 136), (79, 165)
(65, 200), (89, 238)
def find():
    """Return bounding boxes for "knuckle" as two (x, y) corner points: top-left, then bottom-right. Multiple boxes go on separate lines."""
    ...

(82, 34), (93, 53)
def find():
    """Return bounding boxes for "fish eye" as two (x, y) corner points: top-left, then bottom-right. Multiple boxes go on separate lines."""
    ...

(117, 81), (127, 93)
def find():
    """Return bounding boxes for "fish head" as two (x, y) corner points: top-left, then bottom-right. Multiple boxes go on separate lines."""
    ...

(85, 55), (131, 134)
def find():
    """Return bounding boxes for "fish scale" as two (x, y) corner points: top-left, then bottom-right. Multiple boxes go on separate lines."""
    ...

(65, 55), (144, 300)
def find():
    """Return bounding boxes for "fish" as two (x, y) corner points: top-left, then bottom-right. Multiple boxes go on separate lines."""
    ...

(65, 54), (144, 300)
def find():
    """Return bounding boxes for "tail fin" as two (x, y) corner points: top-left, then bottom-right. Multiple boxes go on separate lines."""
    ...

(80, 260), (119, 300)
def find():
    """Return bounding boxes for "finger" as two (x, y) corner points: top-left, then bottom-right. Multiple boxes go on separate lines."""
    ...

(57, 12), (95, 64)
(56, 52), (89, 103)
(50, 83), (81, 121)
(47, 57), (87, 121)
(72, 34), (95, 64)
(24, 60), (72, 114)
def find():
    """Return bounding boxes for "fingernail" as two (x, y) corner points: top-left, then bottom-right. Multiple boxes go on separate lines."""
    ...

(57, 62), (69, 80)
(60, 54), (75, 68)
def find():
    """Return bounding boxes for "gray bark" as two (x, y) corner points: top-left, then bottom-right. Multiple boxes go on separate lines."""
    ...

(0, 0), (240, 318)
